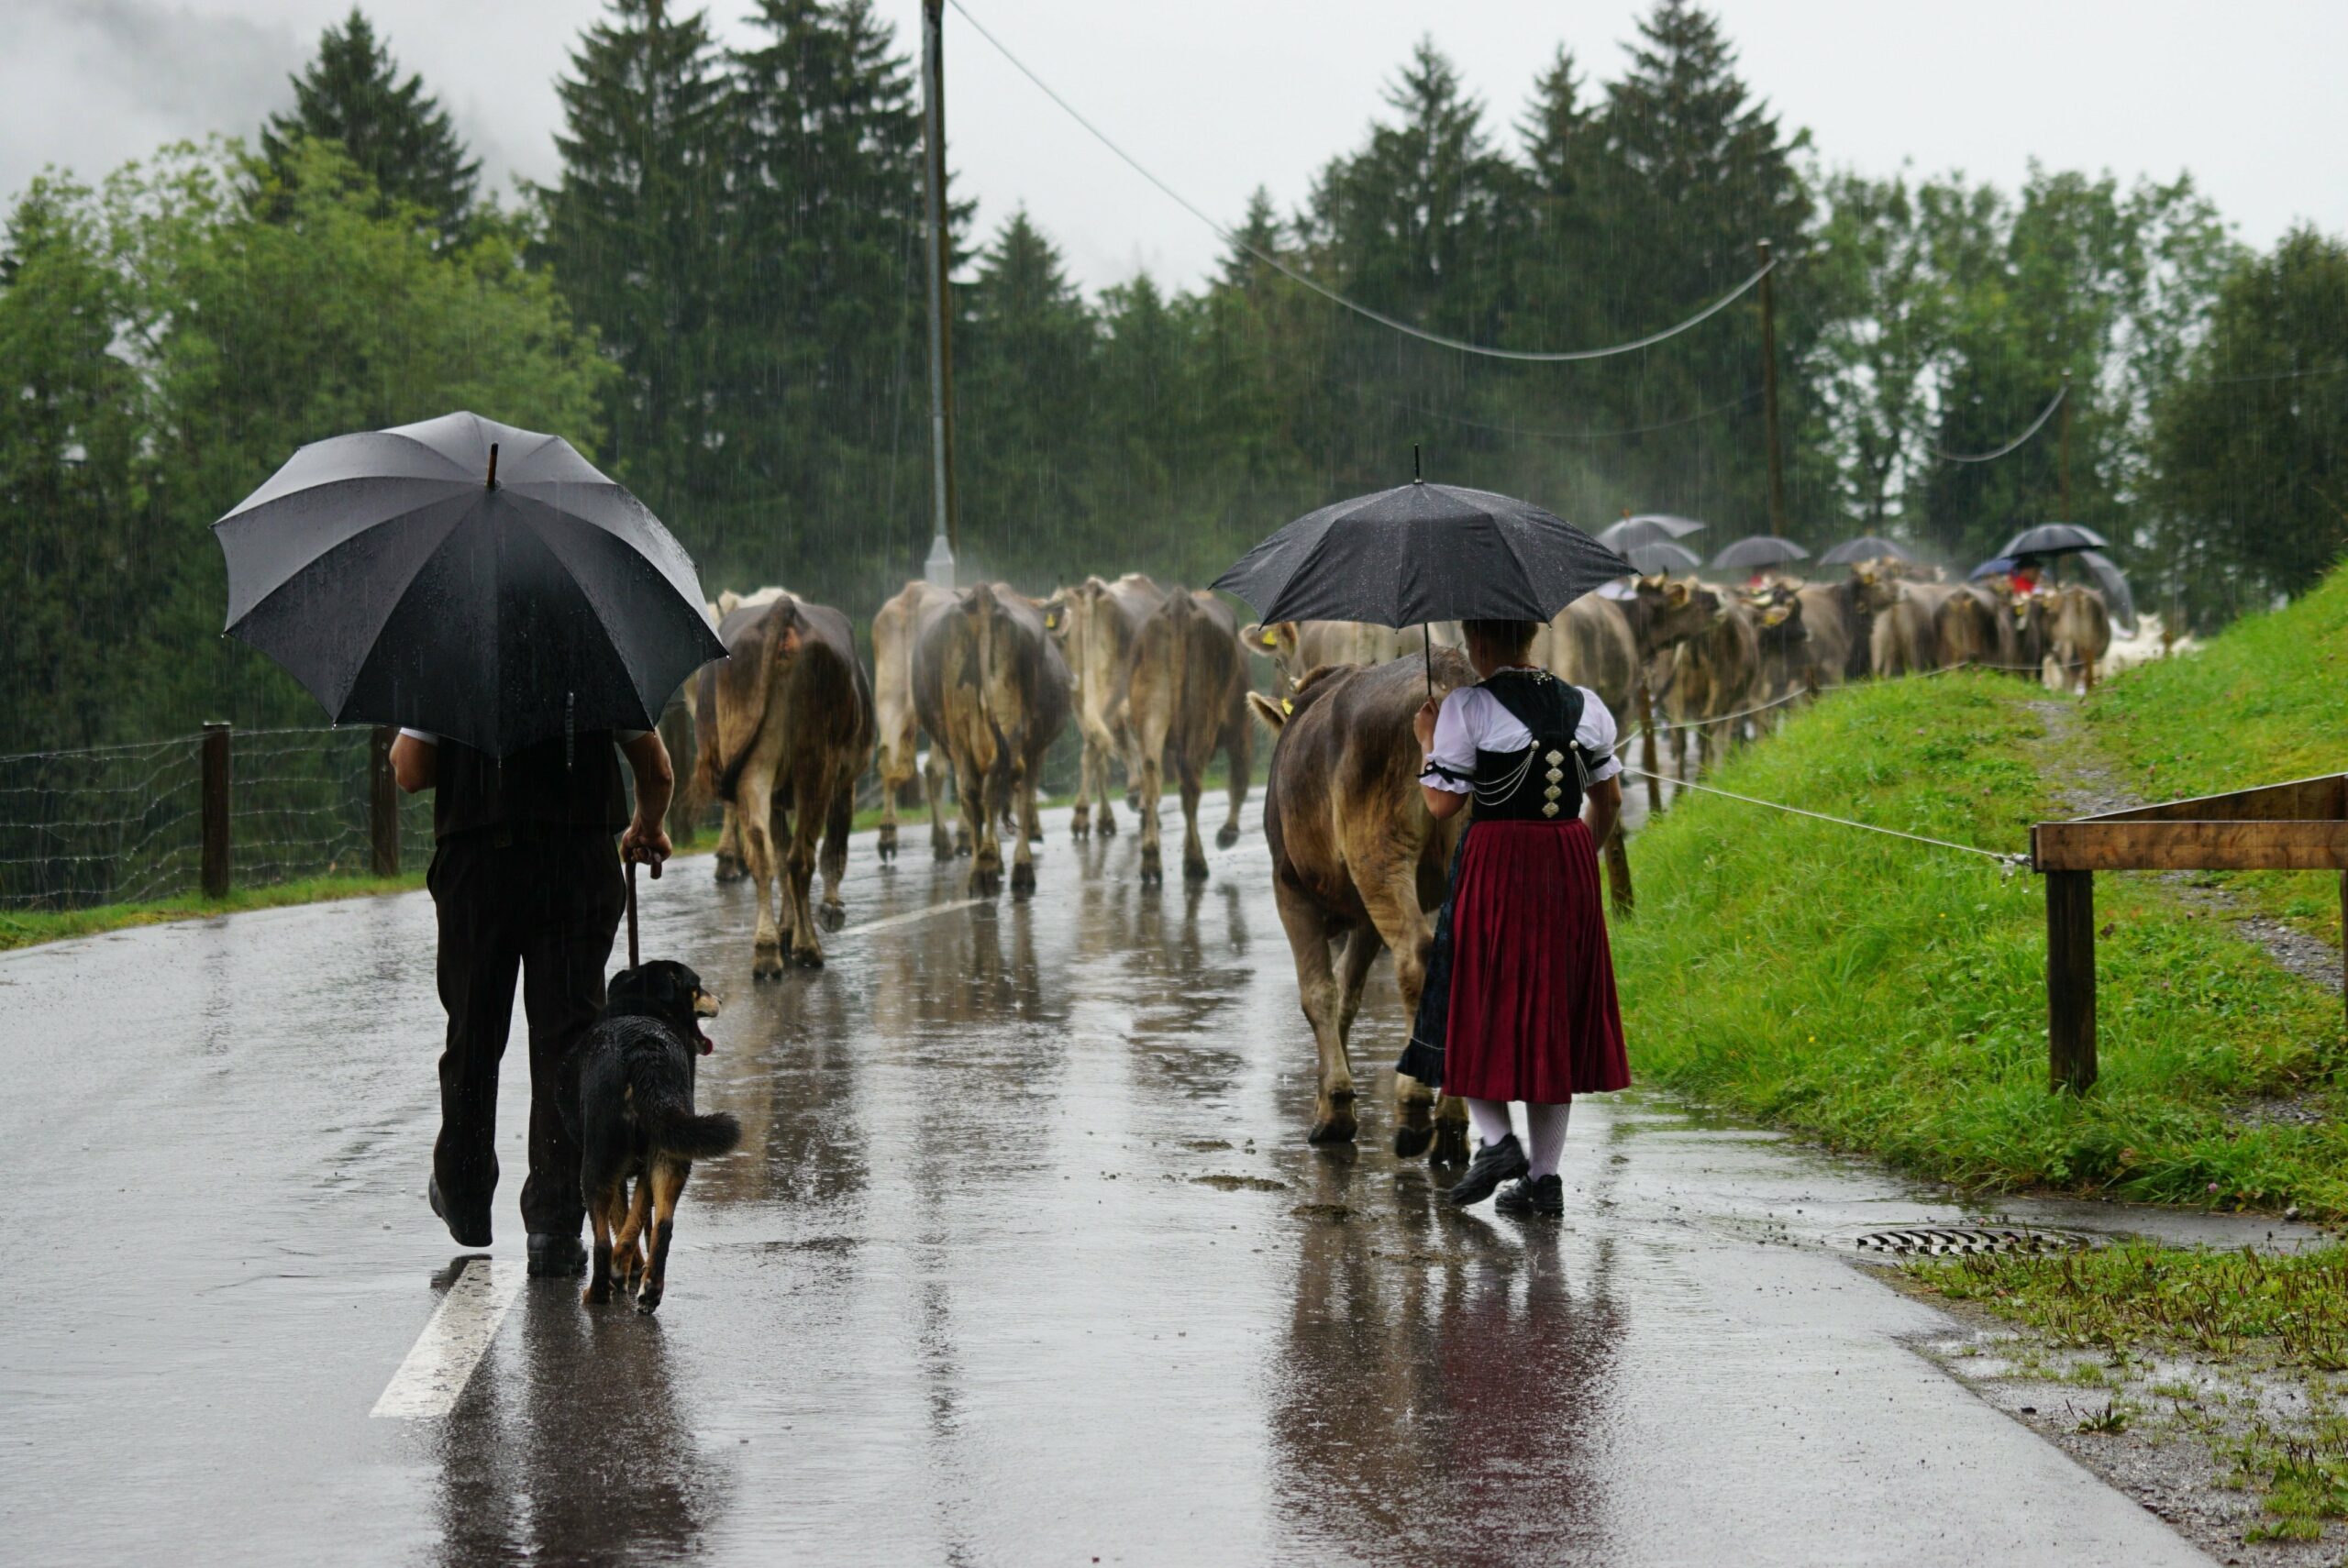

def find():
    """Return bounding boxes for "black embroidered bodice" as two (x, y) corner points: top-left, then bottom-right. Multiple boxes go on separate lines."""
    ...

(1468, 668), (1593, 823)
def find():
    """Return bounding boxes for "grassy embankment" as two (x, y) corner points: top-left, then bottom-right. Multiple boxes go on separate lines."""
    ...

(0, 871), (426, 954)
(1611, 603), (2348, 1213)
(2087, 567), (2348, 944)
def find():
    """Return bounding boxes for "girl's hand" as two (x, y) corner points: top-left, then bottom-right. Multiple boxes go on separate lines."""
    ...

(1412, 697), (1440, 749)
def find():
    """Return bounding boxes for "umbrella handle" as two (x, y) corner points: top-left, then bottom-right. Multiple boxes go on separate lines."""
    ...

(626, 857), (638, 971)
(1424, 626), (1434, 702)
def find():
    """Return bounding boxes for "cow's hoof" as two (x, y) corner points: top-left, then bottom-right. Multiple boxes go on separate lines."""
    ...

(1183, 856), (1210, 883)
(1098, 813), (1117, 837)
(970, 867), (1002, 897)
(1216, 822), (1241, 848)
(1308, 1113), (1358, 1146)
(1011, 861), (1036, 894)
(1124, 790), (1141, 812)
(932, 839), (955, 862)
(1071, 816), (1091, 841)
(816, 903), (846, 933)
(714, 856), (746, 883)
(753, 944), (784, 980)
(1432, 1121), (1471, 1166)
(791, 946), (825, 970)
(877, 824), (897, 857)
(1138, 849), (1163, 887)
(1392, 1121), (1434, 1159)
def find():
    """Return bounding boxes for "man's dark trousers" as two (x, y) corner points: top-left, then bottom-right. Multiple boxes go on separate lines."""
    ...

(429, 827), (626, 1240)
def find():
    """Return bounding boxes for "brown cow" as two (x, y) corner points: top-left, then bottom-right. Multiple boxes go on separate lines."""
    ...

(1242, 620), (1457, 700)
(1530, 595), (1639, 716)
(2050, 586), (2112, 691)
(695, 587), (786, 880)
(1869, 580), (1949, 676)
(872, 580), (957, 861)
(1250, 652), (1473, 1162)
(1044, 573), (1162, 839)
(1665, 598), (1762, 778)
(913, 582), (1072, 895)
(1126, 588), (1252, 885)
(694, 592), (876, 974)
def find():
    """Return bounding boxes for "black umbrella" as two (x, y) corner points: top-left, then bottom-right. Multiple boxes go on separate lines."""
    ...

(2078, 549), (2137, 634)
(1820, 536), (1915, 565)
(1598, 513), (1707, 554)
(1709, 535), (1810, 572)
(216, 411), (726, 757)
(1622, 538), (1704, 576)
(1212, 477), (1629, 695)
(1999, 522), (2108, 558)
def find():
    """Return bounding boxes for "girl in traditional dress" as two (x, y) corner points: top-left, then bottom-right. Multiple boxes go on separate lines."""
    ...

(1398, 619), (1631, 1215)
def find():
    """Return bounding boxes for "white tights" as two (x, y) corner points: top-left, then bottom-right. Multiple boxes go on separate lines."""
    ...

(1465, 1098), (1572, 1178)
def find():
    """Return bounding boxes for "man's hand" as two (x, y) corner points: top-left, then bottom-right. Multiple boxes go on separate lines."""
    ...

(1412, 696), (1440, 750)
(621, 816), (672, 876)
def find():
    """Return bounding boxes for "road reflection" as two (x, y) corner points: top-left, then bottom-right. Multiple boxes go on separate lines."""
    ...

(432, 1280), (731, 1566)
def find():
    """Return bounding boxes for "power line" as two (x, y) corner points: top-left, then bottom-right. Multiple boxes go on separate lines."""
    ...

(2207, 360), (2348, 385)
(945, 0), (1777, 364)
(1928, 383), (2066, 464)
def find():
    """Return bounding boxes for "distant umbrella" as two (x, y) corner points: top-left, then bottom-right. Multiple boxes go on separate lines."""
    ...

(1599, 513), (1707, 554)
(1969, 557), (2021, 581)
(2000, 522), (2108, 558)
(1622, 538), (1704, 576)
(1709, 535), (1810, 572)
(215, 411), (726, 756)
(2078, 550), (2138, 634)
(1820, 536), (1915, 566)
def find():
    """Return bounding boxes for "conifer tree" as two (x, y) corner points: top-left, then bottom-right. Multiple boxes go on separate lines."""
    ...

(260, 7), (479, 237)
(541, 0), (730, 553)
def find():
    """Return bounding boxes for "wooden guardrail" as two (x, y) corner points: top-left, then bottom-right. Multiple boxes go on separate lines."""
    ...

(2032, 774), (2348, 1093)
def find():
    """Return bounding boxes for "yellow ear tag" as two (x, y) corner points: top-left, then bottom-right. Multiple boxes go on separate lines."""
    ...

(1280, 697), (1294, 714)
(1263, 631), (1279, 646)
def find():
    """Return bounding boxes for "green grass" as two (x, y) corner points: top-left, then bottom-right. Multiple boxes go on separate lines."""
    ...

(2088, 567), (2348, 944)
(0, 870), (426, 953)
(1611, 668), (2348, 1214)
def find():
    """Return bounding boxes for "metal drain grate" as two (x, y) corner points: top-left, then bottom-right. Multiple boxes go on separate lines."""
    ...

(1848, 1225), (2087, 1258)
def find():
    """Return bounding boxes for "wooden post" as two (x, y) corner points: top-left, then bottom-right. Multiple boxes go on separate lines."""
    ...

(2045, 868), (2097, 1093)
(369, 726), (400, 877)
(1756, 238), (1787, 538)
(920, 0), (961, 563)
(1637, 680), (1663, 815)
(1603, 829), (1634, 916)
(201, 722), (231, 900)
(2340, 868), (2347, 1038)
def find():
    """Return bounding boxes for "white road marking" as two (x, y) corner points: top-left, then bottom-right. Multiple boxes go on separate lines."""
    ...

(370, 1256), (524, 1419)
(833, 897), (987, 939)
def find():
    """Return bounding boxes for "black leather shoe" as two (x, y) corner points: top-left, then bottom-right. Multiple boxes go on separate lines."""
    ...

(1496, 1173), (1565, 1217)
(1446, 1133), (1528, 1208)
(428, 1176), (492, 1248)
(527, 1232), (587, 1277)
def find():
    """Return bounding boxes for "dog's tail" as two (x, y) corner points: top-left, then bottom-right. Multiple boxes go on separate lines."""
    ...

(630, 1066), (743, 1162)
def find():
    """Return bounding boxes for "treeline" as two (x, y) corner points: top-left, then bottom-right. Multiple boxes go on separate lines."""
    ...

(3, 0), (2342, 749)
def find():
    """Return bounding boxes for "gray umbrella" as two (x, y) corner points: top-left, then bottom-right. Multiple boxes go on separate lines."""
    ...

(2000, 522), (2108, 558)
(1599, 513), (1708, 554)
(215, 411), (726, 757)
(1710, 535), (1811, 572)
(1623, 538), (1704, 576)
(1213, 480), (1630, 627)
(2077, 550), (2137, 634)
(1820, 535), (1915, 565)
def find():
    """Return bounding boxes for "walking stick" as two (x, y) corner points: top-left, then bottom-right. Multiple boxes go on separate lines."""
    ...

(626, 858), (638, 969)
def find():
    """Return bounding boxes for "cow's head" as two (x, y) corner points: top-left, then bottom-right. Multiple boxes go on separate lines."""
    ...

(1634, 575), (1720, 650)
(1241, 620), (1301, 670)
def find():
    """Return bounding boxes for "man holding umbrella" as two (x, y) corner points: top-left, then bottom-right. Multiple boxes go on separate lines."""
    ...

(390, 723), (674, 1273)
(213, 412), (727, 1275)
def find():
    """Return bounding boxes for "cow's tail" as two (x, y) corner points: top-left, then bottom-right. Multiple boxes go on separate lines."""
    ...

(714, 601), (793, 804)
(629, 1059), (742, 1162)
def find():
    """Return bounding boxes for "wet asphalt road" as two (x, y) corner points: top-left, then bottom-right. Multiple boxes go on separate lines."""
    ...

(2, 797), (2227, 1566)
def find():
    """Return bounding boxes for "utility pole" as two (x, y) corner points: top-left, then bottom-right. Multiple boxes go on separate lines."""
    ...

(1756, 238), (1787, 537)
(2058, 367), (2074, 522)
(920, 0), (958, 589)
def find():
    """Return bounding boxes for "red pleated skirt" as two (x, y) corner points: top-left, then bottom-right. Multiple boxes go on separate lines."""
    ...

(1442, 818), (1631, 1103)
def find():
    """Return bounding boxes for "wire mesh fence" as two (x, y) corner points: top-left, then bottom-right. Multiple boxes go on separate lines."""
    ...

(0, 727), (432, 912)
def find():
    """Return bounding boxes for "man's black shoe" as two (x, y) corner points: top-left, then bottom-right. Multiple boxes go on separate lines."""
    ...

(428, 1176), (492, 1249)
(1495, 1173), (1566, 1217)
(1446, 1133), (1529, 1208)
(527, 1232), (587, 1277)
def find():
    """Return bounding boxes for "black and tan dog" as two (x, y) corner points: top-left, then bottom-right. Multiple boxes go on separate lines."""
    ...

(569, 960), (741, 1313)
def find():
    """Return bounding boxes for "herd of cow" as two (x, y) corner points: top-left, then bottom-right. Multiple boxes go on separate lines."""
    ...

(673, 560), (2117, 1159)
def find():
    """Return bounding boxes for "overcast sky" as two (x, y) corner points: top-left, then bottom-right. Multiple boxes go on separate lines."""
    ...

(9, 0), (2344, 293)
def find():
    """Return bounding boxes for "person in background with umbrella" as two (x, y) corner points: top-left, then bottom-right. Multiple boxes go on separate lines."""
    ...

(1401, 619), (1631, 1216)
(214, 411), (726, 1277)
(389, 724), (676, 1274)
